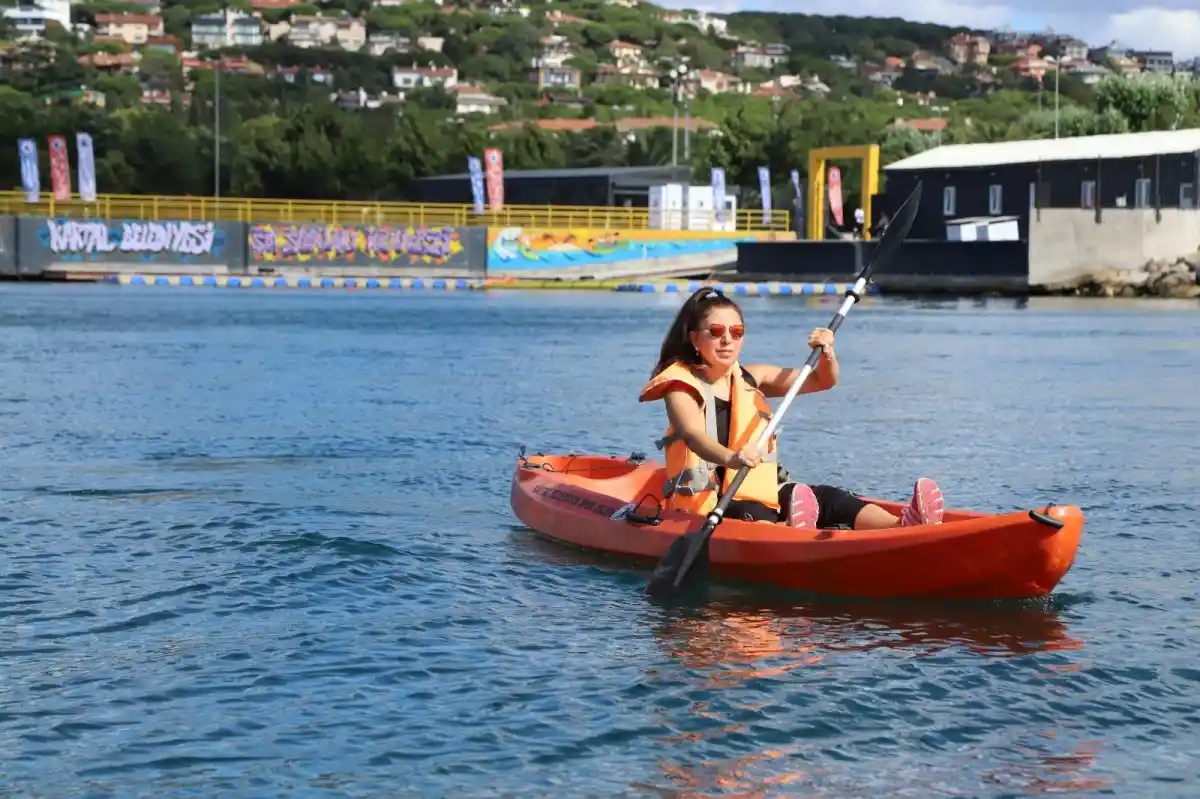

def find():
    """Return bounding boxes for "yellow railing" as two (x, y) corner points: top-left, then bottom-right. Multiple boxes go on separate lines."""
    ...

(0, 191), (792, 232)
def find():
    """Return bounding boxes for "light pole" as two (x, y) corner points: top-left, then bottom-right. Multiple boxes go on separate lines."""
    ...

(669, 58), (689, 166)
(213, 5), (227, 201)
(1052, 56), (1060, 139)
(668, 60), (690, 229)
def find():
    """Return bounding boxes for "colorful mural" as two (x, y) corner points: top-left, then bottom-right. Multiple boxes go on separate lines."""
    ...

(249, 224), (467, 265)
(485, 227), (770, 271)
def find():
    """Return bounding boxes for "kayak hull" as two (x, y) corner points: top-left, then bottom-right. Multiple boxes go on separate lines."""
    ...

(509, 452), (1084, 601)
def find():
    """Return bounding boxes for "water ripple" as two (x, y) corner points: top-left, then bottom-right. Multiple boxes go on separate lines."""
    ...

(0, 286), (1197, 796)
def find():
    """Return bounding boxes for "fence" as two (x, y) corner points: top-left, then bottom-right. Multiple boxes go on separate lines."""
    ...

(0, 192), (792, 232)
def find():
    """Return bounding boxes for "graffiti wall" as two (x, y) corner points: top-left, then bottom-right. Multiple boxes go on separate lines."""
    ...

(17, 217), (243, 276)
(248, 223), (486, 275)
(485, 228), (790, 274)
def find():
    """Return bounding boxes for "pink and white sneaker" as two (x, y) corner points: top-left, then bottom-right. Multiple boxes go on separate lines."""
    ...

(784, 483), (820, 529)
(900, 478), (945, 527)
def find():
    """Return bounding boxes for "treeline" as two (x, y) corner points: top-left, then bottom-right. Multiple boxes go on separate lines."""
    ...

(3, 72), (1194, 206)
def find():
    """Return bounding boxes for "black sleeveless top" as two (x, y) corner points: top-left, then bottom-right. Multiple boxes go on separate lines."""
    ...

(714, 397), (731, 447)
(712, 366), (756, 448)
(712, 367), (756, 484)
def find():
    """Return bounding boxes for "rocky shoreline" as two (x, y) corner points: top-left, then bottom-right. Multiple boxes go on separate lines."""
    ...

(1043, 252), (1200, 298)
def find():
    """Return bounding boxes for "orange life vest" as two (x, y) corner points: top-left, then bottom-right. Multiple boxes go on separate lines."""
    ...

(639, 361), (780, 515)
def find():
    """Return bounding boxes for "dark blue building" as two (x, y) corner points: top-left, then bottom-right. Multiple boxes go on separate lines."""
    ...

(876, 128), (1200, 240)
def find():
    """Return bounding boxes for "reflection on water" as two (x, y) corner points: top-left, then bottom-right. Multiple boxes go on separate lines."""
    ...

(653, 594), (1084, 672)
(511, 530), (1108, 798)
(641, 599), (1101, 797)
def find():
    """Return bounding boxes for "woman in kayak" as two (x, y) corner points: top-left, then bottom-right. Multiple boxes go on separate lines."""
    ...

(639, 286), (944, 530)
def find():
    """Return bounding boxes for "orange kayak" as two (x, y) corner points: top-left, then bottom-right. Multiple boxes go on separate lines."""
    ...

(510, 451), (1085, 600)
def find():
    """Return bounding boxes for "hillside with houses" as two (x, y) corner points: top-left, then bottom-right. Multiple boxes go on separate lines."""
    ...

(5, 0), (1199, 124)
(2, 0), (1199, 201)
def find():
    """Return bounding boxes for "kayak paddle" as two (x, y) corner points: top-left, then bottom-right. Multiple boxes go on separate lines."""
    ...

(645, 181), (924, 599)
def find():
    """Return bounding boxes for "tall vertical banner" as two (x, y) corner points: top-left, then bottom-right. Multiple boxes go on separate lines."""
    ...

(711, 167), (726, 226)
(790, 169), (802, 200)
(827, 166), (845, 228)
(17, 138), (40, 204)
(76, 132), (97, 202)
(466, 156), (485, 215)
(47, 134), (72, 200)
(483, 147), (504, 212)
(757, 165), (771, 225)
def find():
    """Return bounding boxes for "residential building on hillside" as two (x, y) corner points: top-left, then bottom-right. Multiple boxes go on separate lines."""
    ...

(1089, 42), (1128, 62)
(190, 12), (262, 49)
(863, 63), (902, 88)
(143, 35), (179, 54)
(271, 15), (365, 50)
(270, 65), (335, 85)
(1132, 50), (1174, 74)
(660, 10), (727, 36)
(608, 40), (644, 68)
(1108, 54), (1144, 75)
(545, 10), (585, 27)
(688, 69), (741, 94)
(2, 0), (72, 38)
(911, 51), (957, 75)
(391, 64), (458, 91)
(730, 43), (789, 71)
(996, 39), (1041, 58)
(1062, 61), (1112, 84)
(596, 63), (659, 89)
(530, 64), (581, 92)
(1012, 55), (1051, 80)
(366, 33), (443, 56)
(1054, 37), (1089, 62)
(534, 34), (574, 68)
(947, 34), (990, 66)
(450, 85), (507, 114)
(94, 13), (163, 45)
(78, 51), (137, 73)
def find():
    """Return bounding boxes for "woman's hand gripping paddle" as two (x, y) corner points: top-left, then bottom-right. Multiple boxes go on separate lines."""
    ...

(645, 182), (924, 599)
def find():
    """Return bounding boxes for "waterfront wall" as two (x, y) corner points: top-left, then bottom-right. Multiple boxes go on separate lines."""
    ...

(247, 222), (487, 278)
(15, 217), (243, 277)
(0, 215), (793, 281)
(1028, 209), (1200, 287)
(485, 227), (792, 278)
(734, 239), (1030, 294)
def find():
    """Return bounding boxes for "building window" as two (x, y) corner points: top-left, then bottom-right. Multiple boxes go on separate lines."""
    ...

(1181, 182), (1196, 209)
(942, 186), (956, 216)
(1029, 182), (1036, 209)
(988, 184), (1002, 215)
(1081, 180), (1096, 209)
(1134, 178), (1151, 208)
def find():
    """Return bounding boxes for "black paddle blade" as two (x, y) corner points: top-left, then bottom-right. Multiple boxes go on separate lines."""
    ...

(646, 531), (710, 598)
(860, 182), (921, 284)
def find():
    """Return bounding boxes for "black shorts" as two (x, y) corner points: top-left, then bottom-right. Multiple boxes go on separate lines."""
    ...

(724, 483), (868, 529)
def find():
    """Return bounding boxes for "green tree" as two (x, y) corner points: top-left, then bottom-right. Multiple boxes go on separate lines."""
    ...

(1094, 72), (1198, 132)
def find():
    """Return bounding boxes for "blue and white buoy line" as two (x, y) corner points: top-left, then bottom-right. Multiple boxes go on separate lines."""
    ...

(100, 275), (483, 290)
(612, 280), (881, 296)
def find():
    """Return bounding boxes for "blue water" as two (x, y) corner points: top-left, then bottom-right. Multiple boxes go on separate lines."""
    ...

(2, 284), (1199, 797)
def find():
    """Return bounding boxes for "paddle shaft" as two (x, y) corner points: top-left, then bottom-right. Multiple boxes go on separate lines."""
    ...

(669, 275), (870, 589)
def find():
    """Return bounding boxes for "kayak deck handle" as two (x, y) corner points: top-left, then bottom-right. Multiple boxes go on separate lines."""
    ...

(612, 494), (664, 526)
(1028, 508), (1065, 530)
(623, 511), (663, 526)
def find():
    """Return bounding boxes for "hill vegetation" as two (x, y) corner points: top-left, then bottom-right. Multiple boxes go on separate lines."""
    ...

(1, 1), (1198, 208)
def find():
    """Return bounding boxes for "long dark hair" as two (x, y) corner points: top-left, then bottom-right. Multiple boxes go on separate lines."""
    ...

(652, 287), (744, 376)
